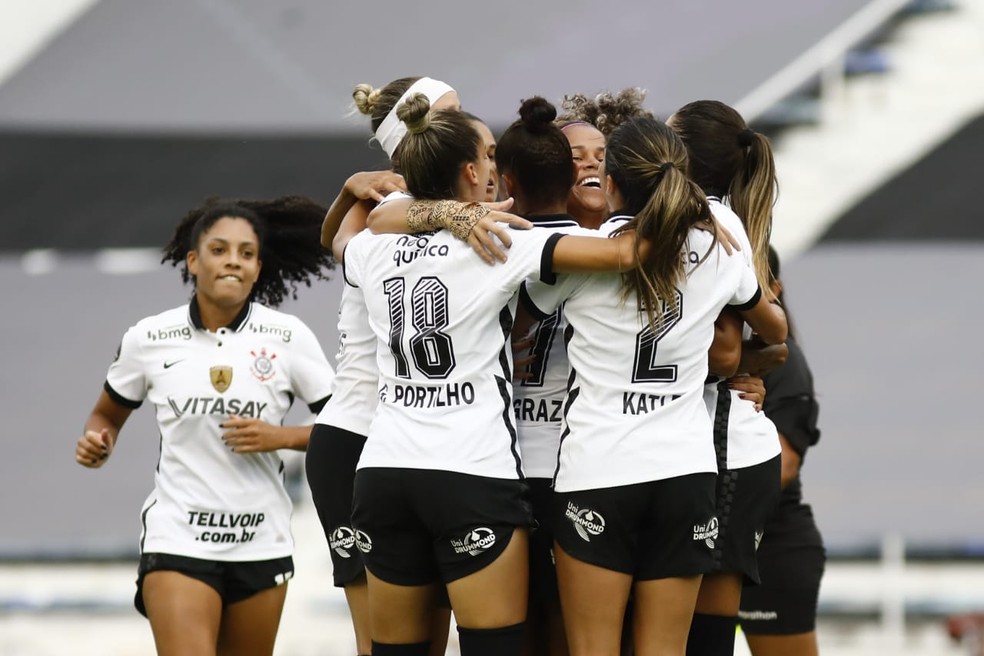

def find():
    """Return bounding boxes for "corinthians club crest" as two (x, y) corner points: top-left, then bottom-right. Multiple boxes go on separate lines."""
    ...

(250, 347), (277, 382)
(210, 366), (233, 393)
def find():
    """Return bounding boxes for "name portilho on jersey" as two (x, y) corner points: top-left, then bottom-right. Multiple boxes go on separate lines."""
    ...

(565, 502), (606, 542)
(167, 396), (267, 418)
(329, 526), (358, 559)
(388, 381), (475, 408)
(693, 516), (719, 549)
(451, 527), (497, 556)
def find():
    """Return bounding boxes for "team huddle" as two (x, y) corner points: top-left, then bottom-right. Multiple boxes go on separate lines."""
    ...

(75, 76), (825, 656)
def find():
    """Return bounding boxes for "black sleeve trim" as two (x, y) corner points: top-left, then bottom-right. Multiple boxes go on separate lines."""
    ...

(730, 285), (762, 312)
(103, 381), (142, 409)
(307, 395), (331, 415)
(539, 233), (564, 285)
(519, 283), (552, 321)
(341, 247), (359, 288)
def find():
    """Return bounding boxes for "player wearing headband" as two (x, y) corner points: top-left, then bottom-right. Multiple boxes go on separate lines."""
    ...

(306, 76), (461, 656)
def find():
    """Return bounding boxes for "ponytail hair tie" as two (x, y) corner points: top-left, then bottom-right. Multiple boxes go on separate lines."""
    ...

(737, 128), (756, 148)
(657, 162), (675, 175)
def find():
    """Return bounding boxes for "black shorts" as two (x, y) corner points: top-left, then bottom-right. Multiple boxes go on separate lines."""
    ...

(709, 455), (781, 583)
(305, 424), (367, 587)
(135, 553), (293, 617)
(527, 477), (559, 608)
(739, 539), (826, 634)
(351, 468), (532, 586)
(553, 473), (717, 580)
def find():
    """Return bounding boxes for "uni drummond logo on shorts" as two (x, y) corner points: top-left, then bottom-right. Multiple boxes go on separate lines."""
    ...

(354, 529), (373, 553)
(451, 527), (497, 556)
(565, 502), (605, 542)
(693, 516), (719, 549)
(329, 526), (357, 558)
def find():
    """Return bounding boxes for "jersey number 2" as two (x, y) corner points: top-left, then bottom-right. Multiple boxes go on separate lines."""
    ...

(632, 290), (683, 383)
(383, 277), (456, 379)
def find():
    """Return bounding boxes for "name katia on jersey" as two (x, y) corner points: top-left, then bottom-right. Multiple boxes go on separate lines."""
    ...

(392, 234), (450, 267)
(622, 392), (682, 415)
(168, 396), (268, 418)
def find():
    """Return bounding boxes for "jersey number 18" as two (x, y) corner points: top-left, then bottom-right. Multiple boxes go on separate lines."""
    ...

(383, 276), (456, 379)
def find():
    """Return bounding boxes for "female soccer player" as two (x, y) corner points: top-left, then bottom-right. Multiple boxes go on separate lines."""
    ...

(521, 116), (787, 656)
(495, 96), (581, 656)
(306, 76), (462, 656)
(739, 248), (825, 656)
(557, 88), (653, 230)
(347, 91), (705, 655)
(75, 196), (336, 656)
(667, 100), (786, 656)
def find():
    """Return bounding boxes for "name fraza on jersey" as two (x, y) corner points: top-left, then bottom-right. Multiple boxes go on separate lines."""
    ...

(167, 396), (268, 418)
(379, 381), (476, 408)
(622, 392), (682, 415)
(514, 397), (563, 423)
(391, 233), (450, 267)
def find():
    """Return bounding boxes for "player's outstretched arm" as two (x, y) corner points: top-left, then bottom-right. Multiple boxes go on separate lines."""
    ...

(366, 197), (532, 264)
(76, 390), (132, 468)
(551, 230), (641, 273)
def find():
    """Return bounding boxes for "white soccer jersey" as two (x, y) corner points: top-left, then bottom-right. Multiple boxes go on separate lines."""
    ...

(343, 226), (559, 479)
(523, 216), (762, 492)
(315, 283), (378, 436)
(703, 198), (781, 469)
(513, 215), (580, 479)
(105, 300), (334, 561)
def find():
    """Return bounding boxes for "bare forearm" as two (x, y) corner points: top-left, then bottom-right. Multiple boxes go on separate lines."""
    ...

(321, 188), (358, 248)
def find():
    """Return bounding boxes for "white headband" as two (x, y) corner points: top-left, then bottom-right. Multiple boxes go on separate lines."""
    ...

(374, 77), (456, 158)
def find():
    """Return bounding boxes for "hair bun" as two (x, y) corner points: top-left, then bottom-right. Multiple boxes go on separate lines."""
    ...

(352, 83), (380, 116)
(519, 96), (557, 133)
(396, 93), (432, 134)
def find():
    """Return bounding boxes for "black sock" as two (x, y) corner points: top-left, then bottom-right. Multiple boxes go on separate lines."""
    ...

(371, 641), (430, 656)
(457, 622), (525, 656)
(686, 613), (737, 656)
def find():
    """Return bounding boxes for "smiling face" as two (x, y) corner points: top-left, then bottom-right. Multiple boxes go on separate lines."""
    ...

(186, 217), (261, 312)
(563, 122), (608, 218)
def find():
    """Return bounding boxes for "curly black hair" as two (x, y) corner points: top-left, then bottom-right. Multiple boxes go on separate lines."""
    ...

(557, 87), (654, 136)
(161, 195), (334, 308)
